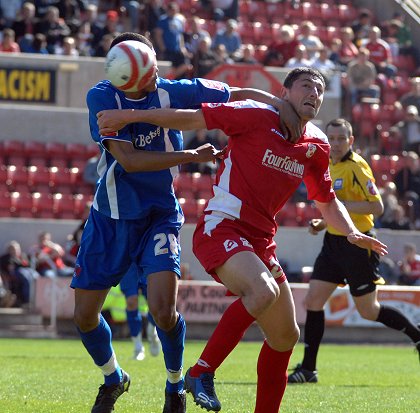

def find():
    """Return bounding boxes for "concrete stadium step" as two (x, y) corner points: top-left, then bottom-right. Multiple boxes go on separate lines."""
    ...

(0, 308), (57, 338)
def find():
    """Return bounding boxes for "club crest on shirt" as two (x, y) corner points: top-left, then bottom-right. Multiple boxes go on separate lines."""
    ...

(224, 239), (238, 252)
(366, 179), (378, 195)
(333, 178), (343, 190)
(306, 143), (317, 158)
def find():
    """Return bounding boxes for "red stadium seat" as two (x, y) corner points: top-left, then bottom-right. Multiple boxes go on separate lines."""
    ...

(10, 191), (34, 218)
(6, 165), (29, 191)
(24, 141), (47, 158)
(174, 172), (194, 198)
(53, 193), (77, 219)
(0, 192), (12, 217)
(2, 140), (25, 157)
(28, 166), (51, 190)
(66, 142), (90, 161)
(191, 173), (214, 196)
(32, 192), (55, 218)
(178, 197), (199, 223)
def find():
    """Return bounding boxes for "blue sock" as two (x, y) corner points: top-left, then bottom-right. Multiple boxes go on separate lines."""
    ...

(157, 313), (186, 393)
(78, 314), (122, 385)
(126, 309), (142, 338)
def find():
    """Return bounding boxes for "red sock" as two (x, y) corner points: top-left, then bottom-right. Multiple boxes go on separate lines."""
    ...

(255, 341), (293, 413)
(190, 298), (255, 377)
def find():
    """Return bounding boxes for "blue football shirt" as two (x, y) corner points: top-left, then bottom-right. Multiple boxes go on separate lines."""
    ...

(86, 77), (231, 220)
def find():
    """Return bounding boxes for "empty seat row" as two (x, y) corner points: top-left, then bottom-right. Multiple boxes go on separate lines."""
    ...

(0, 192), (92, 220)
(0, 140), (99, 169)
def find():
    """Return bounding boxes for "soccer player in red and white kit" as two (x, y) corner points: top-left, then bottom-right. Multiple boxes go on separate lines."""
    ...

(98, 67), (388, 413)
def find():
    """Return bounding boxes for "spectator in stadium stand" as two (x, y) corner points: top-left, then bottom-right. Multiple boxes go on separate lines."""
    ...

(400, 77), (420, 114)
(0, 275), (16, 308)
(351, 9), (374, 48)
(380, 204), (412, 231)
(192, 36), (221, 78)
(285, 44), (312, 69)
(263, 24), (299, 68)
(297, 21), (324, 60)
(80, 3), (103, 51)
(75, 20), (95, 56)
(288, 118), (420, 385)
(29, 231), (74, 278)
(11, 2), (38, 42)
(57, 35), (79, 56)
(97, 67), (389, 413)
(0, 0), (23, 28)
(398, 243), (420, 286)
(383, 12), (420, 69)
(140, 0), (166, 44)
(328, 38), (342, 68)
(212, 18), (241, 59)
(234, 44), (257, 65)
(311, 47), (336, 88)
(184, 16), (210, 56)
(73, 31), (303, 413)
(364, 26), (397, 79)
(183, 128), (221, 174)
(378, 256), (399, 285)
(91, 9), (121, 53)
(154, 2), (193, 80)
(213, 43), (234, 65)
(337, 27), (359, 68)
(209, 0), (239, 21)
(0, 240), (39, 307)
(0, 28), (21, 52)
(93, 32), (117, 58)
(29, 32), (48, 54)
(393, 105), (420, 153)
(377, 181), (400, 228)
(394, 151), (420, 227)
(346, 47), (380, 106)
(34, 5), (71, 54)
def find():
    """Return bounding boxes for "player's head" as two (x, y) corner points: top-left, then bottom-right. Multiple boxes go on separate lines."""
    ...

(325, 118), (354, 163)
(109, 32), (158, 95)
(282, 67), (325, 121)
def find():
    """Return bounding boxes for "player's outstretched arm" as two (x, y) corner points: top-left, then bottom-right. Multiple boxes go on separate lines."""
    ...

(230, 87), (302, 141)
(97, 108), (206, 135)
(106, 139), (223, 173)
(315, 198), (388, 256)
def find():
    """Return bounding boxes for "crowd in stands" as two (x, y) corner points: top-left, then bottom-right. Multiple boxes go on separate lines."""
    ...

(0, 1), (419, 307)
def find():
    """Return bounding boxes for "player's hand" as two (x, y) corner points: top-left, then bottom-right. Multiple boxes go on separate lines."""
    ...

(97, 109), (129, 135)
(347, 232), (388, 256)
(308, 218), (326, 235)
(274, 100), (302, 143)
(191, 144), (226, 163)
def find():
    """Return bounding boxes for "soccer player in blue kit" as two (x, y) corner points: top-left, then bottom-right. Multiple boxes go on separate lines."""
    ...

(71, 32), (301, 413)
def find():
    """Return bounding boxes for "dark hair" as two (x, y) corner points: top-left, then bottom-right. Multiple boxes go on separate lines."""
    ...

(325, 118), (353, 136)
(110, 32), (154, 51)
(283, 67), (326, 90)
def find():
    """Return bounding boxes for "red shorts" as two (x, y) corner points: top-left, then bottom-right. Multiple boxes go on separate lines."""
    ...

(193, 213), (286, 285)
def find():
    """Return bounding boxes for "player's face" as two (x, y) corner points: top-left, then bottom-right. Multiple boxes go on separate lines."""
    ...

(327, 124), (354, 163)
(285, 75), (324, 121)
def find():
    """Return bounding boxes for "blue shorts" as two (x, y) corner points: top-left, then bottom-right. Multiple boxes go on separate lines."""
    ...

(120, 263), (147, 298)
(71, 208), (182, 290)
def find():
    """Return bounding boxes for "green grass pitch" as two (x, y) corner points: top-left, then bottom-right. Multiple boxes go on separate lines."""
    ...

(0, 338), (419, 412)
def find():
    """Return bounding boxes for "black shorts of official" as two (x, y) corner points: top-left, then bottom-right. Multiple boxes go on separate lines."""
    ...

(311, 230), (380, 297)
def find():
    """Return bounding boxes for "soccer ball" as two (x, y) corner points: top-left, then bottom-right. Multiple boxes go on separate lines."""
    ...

(105, 40), (157, 92)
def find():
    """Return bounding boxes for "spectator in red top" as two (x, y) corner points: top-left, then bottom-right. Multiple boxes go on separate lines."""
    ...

(338, 27), (359, 67)
(0, 28), (21, 52)
(263, 24), (299, 67)
(399, 243), (420, 286)
(29, 231), (74, 278)
(364, 26), (397, 78)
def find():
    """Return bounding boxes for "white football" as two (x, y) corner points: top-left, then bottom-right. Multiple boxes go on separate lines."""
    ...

(104, 40), (156, 92)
